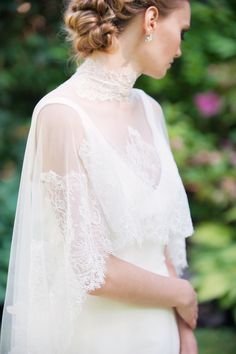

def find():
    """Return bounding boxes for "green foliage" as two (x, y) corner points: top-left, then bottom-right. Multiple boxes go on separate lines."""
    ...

(196, 327), (236, 354)
(0, 0), (236, 325)
(189, 222), (236, 319)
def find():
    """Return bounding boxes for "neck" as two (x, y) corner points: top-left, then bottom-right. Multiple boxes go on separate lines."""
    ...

(74, 53), (142, 101)
(88, 49), (142, 72)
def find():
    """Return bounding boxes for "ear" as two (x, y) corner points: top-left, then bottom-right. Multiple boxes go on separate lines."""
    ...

(143, 6), (159, 34)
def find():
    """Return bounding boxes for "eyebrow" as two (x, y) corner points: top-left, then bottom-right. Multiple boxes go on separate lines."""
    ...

(183, 25), (191, 31)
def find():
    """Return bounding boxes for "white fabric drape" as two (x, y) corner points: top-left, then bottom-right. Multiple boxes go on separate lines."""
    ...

(0, 63), (194, 353)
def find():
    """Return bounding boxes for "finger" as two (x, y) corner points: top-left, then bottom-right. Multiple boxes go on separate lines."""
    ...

(191, 317), (197, 329)
(188, 319), (195, 329)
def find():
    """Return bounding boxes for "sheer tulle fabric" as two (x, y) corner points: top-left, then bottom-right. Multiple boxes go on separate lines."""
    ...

(0, 65), (194, 353)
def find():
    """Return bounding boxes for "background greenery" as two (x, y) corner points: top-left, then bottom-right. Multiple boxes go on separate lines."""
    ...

(0, 0), (236, 346)
(196, 327), (236, 353)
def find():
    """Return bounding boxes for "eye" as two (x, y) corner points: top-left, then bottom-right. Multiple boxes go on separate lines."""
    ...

(181, 28), (189, 41)
(181, 30), (186, 41)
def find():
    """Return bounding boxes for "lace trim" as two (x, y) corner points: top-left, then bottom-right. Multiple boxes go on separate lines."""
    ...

(167, 183), (195, 276)
(74, 56), (141, 101)
(40, 170), (112, 291)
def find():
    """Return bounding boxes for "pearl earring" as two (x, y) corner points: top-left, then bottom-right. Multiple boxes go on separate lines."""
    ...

(144, 33), (153, 42)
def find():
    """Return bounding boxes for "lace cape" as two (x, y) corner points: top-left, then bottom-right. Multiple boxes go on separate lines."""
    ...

(0, 76), (194, 353)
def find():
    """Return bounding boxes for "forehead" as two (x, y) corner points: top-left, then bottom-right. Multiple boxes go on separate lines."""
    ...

(170, 1), (191, 26)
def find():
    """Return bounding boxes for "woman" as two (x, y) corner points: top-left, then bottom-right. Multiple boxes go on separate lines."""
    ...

(0, 0), (198, 353)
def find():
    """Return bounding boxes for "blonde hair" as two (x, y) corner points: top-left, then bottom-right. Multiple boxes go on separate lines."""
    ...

(64, 0), (189, 59)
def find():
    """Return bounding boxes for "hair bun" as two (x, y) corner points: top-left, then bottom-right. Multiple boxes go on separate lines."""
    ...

(64, 0), (121, 58)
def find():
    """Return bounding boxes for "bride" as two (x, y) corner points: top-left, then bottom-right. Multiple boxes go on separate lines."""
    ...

(0, 0), (198, 353)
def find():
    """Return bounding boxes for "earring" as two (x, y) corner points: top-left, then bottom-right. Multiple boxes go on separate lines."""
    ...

(144, 33), (153, 42)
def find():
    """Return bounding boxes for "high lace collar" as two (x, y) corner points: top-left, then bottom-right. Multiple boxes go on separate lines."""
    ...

(74, 56), (141, 101)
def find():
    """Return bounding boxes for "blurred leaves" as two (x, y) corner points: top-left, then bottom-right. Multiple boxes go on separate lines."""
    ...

(196, 327), (236, 354)
(189, 222), (236, 322)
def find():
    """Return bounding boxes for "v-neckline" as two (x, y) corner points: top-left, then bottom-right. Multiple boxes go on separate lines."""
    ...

(77, 88), (163, 193)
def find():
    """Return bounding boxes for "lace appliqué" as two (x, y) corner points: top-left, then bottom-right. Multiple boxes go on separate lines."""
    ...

(125, 126), (162, 189)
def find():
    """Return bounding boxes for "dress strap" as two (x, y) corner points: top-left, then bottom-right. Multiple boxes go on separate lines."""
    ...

(134, 88), (171, 148)
(134, 89), (158, 134)
(134, 88), (166, 148)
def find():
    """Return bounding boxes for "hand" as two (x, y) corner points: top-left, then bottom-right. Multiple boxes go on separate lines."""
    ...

(176, 280), (198, 329)
(176, 302), (198, 330)
(163, 249), (198, 330)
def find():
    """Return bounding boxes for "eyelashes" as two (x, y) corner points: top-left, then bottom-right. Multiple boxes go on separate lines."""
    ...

(181, 31), (186, 41)
(181, 30), (188, 41)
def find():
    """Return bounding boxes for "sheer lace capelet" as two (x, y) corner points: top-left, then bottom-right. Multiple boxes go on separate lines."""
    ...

(0, 57), (194, 354)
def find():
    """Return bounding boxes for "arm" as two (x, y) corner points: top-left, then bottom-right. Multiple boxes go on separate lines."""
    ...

(89, 253), (192, 309)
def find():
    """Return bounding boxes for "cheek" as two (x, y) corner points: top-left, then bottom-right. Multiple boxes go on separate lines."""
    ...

(160, 28), (180, 57)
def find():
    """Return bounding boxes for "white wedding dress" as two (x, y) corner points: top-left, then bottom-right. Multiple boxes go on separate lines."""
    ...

(0, 57), (194, 354)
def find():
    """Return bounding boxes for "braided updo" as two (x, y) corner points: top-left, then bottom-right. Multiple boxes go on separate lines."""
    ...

(64, 0), (189, 59)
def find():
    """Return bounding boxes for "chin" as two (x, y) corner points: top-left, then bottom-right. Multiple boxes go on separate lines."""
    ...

(144, 67), (167, 80)
(149, 71), (167, 80)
